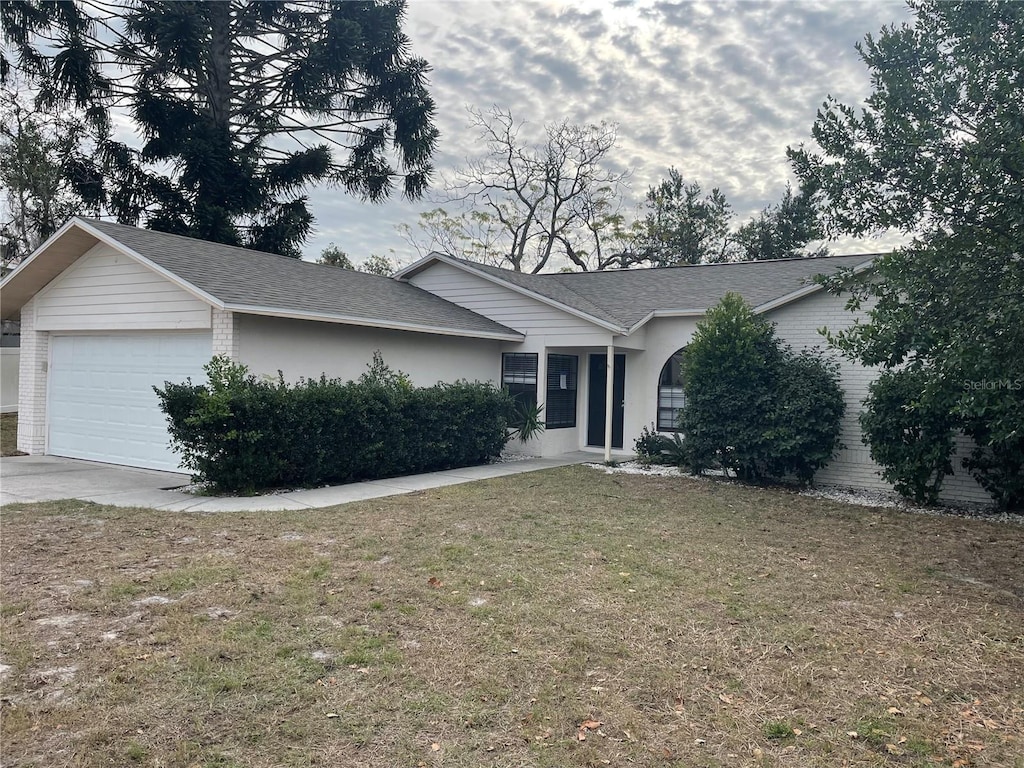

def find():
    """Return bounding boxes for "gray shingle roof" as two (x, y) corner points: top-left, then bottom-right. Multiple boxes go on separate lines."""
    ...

(82, 220), (522, 339)
(448, 254), (875, 328)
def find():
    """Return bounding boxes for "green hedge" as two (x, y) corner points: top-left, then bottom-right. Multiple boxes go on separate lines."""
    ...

(155, 355), (512, 493)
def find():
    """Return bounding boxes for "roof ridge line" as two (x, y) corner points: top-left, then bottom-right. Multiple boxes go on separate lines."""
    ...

(542, 252), (882, 277)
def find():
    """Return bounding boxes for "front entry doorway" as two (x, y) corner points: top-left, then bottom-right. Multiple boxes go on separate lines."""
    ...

(587, 353), (625, 448)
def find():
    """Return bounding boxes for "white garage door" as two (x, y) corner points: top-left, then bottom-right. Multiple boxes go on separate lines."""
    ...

(48, 333), (211, 471)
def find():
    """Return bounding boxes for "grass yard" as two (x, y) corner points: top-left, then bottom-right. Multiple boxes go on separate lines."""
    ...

(0, 412), (21, 457)
(1, 467), (1021, 767)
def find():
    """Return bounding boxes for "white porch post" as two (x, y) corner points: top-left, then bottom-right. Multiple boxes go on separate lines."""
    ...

(604, 342), (614, 462)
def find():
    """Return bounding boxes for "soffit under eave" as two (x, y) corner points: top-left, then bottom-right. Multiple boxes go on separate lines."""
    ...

(0, 227), (101, 320)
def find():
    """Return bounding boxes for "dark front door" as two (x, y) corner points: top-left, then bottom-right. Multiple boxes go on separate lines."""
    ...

(587, 353), (625, 448)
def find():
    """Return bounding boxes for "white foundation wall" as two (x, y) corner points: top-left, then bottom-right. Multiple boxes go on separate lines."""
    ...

(236, 314), (503, 387)
(769, 290), (991, 505)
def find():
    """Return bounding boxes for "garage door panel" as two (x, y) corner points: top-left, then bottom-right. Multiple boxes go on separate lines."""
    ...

(48, 333), (211, 471)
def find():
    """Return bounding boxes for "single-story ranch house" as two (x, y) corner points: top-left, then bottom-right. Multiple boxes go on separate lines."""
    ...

(0, 217), (988, 504)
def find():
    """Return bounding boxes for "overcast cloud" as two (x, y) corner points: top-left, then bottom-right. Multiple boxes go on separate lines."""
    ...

(308, 0), (912, 268)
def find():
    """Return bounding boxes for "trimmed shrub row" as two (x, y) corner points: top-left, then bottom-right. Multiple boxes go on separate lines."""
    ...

(155, 355), (512, 493)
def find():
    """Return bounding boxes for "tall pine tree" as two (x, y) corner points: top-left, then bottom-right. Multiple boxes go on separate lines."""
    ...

(1, 1), (439, 256)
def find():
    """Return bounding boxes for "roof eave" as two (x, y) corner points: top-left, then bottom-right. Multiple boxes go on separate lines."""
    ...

(0, 218), (98, 319)
(392, 251), (446, 280)
(627, 308), (708, 334)
(225, 303), (525, 342)
(395, 252), (627, 334)
(0, 218), (226, 320)
(753, 257), (876, 315)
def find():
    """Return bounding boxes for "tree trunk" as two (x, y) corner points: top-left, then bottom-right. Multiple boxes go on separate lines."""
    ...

(205, 2), (234, 133)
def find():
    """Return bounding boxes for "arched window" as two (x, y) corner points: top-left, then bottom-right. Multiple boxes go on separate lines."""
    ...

(657, 348), (687, 431)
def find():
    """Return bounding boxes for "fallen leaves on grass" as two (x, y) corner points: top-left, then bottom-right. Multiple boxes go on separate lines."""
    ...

(576, 719), (602, 741)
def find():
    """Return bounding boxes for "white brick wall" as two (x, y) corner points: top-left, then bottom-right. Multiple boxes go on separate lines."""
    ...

(211, 309), (239, 359)
(16, 298), (48, 454)
(770, 290), (991, 506)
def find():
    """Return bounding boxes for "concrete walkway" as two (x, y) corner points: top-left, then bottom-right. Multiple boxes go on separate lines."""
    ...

(0, 452), (615, 511)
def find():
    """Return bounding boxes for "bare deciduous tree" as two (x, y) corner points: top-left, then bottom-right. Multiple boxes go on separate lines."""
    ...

(402, 107), (630, 273)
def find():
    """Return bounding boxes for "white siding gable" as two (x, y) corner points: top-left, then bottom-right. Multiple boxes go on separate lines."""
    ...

(34, 243), (211, 331)
(407, 262), (610, 344)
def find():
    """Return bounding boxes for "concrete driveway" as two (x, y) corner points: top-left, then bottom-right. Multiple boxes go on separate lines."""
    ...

(0, 455), (192, 508)
(0, 451), (607, 511)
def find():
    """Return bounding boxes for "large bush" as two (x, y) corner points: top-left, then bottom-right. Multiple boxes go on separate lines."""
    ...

(861, 366), (1024, 510)
(156, 355), (512, 493)
(680, 293), (844, 484)
(860, 368), (957, 505)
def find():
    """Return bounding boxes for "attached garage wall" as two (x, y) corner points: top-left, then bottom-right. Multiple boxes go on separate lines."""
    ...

(236, 314), (502, 387)
(17, 244), (214, 469)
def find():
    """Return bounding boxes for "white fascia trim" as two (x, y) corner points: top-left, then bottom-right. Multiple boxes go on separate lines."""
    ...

(753, 257), (877, 315)
(0, 217), (83, 288)
(68, 218), (227, 309)
(225, 303), (525, 342)
(627, 308), (707, 333)
(396, 252), (626, 334)
(392, 251), (442, 280)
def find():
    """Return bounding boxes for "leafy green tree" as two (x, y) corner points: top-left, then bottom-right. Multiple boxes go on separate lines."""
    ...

(789, 0), (1024, 509)
(2, 0), (439, 257)
(317, 244), (354, 269)
(628, 171), (827, 266)
(732, 183), (828, 261)
(860, 367), (959, 505)
(630, 168), (734, 266)
(681, 294), (778, 475)
(360, 253), (394, 276)
(0, 86), (91, 270)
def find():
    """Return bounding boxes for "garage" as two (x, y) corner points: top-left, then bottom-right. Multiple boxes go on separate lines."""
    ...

(48, 333), (211, 471)
(1, 218), (521, 473)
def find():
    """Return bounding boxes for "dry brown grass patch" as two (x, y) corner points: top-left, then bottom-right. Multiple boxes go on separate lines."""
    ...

(0, 413), (23, 457)
(1, 466), (1022, 767)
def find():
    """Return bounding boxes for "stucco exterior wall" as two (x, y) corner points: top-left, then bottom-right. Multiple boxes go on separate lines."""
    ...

(624, 317), (702, 444)
(235, 314), (503, 387)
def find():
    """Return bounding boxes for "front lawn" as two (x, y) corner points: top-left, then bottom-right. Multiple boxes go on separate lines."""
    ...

(0, 412), (21, 457)
(1, 467), (1021, 767)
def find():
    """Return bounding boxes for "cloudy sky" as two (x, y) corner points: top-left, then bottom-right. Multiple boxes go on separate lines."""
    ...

(308, 0), (912, 268)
